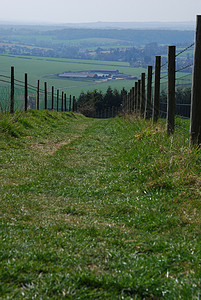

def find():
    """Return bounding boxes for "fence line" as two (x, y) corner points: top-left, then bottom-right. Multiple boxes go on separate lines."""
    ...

(1, 16), (201, 146)
(0, 68), (76, 113)
(122, 15), (201, 145)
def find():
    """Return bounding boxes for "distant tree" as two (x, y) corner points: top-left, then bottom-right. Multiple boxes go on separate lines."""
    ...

(77, 87), (127, 117)
(176, 87), (191, 104)
(104, 86), (114, 108)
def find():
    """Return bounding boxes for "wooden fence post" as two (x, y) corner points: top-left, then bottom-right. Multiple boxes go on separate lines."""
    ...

(190, 15), (201, 146)
(61, 91), (64, 112)
(153, 56), (161, 122)
(72, 96), (76, 112)
(131, 88), (133, 112)
(134, 82), (137, 113)
(167, 46), (176, 134)
(24, 73), (28, 112)
(145, 65), (152, 119)
(57, 90), (59, 112)
(129, 92), (131, 112)
(10, 66), (14, 114)
(36, 80), (39, 110)
(132, 87), (135, 112)
(137, 80), (141, 113)
(132, 86), (135, 113)
(128, 91), (130, 112)
(69, 95), (72, 111)
(44, 82), (47, 110)
(141, 73), (146, 117)
(52, 86), (54, 110)
(64, 93), (67, 112)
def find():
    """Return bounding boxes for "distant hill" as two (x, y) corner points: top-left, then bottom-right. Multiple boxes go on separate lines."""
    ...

(0, 21), (195, 31)
(44, 28), (194, 46)
(59, 21), (196, 31)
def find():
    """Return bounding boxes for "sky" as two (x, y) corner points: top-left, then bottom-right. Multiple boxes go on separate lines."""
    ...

(0, 0), (201, 24)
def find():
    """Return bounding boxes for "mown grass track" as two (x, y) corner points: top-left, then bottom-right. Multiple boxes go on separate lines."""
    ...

(0, 110), (200, 299)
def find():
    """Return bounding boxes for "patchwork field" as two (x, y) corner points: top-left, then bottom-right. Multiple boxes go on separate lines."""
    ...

(0, 54), (146, 99)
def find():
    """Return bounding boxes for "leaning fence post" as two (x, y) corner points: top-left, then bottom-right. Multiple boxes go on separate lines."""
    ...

(44, 82), (47, 110)
(153, 56), (161, 122)
(36, 80), (39, 110)
(24, 73), (28, 112)
(190, 15), (201, 146)
(10, 66), (14, 114)
(167, 46), (176, 135)
(145, 65), (152, 119)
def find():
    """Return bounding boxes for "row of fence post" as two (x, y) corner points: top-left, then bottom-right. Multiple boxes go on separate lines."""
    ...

(123, 15), (201, 146)
(122, 47), (182, 134)
(9, 67), (77, 114)
(7, 15), (201, 146)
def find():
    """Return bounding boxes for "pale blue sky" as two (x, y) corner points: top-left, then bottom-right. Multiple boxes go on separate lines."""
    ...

(0, 0), (200, 24)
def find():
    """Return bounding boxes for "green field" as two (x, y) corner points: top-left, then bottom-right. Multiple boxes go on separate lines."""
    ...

(0, 110), (200, 298)
(0, 54), (145, 101)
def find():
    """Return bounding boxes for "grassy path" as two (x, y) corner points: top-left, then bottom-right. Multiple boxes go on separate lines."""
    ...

(0, 111), (200, 299)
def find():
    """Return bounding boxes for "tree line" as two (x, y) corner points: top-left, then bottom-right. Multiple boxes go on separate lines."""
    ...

(77, 86), (191, 117)
(77, 87), (127, 117)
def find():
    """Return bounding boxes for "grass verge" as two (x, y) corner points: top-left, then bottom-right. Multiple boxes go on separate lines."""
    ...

(0, 111), (200, 299)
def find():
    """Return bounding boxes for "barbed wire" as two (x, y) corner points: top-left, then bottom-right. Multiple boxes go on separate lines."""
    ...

(176, 73), (192, 81)
(160, 74), (168, 80)
(0, 79), (11, 84)
(0, 74), (11, 79)
(0, 72), (70, 99)
(176, 43), (195, 57)
(161, 61), (168, 68)
(176, 63), (193, 73)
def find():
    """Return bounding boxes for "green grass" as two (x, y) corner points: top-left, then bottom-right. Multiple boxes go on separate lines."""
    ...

(0, 110), (200, 299)
(0, 54), (145, 100)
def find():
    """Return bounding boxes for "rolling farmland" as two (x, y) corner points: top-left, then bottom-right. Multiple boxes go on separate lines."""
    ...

(0, 54), (146, 99)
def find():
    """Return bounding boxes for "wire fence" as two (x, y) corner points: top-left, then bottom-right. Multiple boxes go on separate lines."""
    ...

(0, 40), (197, 141)
(0, 69), (76, 113)
(122, 41), (195, 137)
(157, 43), (194, 121)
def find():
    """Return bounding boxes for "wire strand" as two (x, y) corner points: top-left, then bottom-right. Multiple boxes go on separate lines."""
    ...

(176, 43), (195, 57)
(176, 63), (193, 73)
